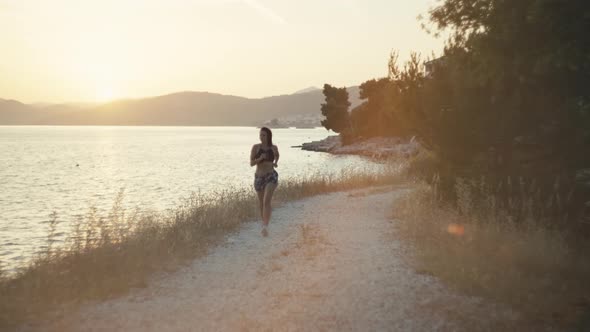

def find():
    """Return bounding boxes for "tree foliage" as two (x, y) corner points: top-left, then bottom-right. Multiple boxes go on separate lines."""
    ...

(322, 0), (590, 178)
(320, 84), (351, 134)
(426, 0), (590, 173)
(359, 78), (404, 137)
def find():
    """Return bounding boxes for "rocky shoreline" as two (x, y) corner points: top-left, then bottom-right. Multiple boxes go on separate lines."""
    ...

(301, 135), (420, 159)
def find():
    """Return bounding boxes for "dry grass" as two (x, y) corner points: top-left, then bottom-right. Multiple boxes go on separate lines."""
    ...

(0, 167), (403, 330)
(392, 178), (590, 329)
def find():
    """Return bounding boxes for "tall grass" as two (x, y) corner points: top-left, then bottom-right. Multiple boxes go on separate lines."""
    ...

(393, 176), (590, 328)
(0, 167), (402, 330)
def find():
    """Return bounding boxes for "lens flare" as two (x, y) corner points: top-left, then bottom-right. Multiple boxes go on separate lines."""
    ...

(447, 223), (465, 236)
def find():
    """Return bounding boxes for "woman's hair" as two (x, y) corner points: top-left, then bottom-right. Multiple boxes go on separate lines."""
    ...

(260, 127), (273, 146)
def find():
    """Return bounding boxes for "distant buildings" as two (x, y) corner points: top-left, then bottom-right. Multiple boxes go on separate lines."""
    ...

(260, 115), (322, 129)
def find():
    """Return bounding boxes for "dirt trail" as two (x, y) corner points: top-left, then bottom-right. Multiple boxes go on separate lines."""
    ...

(41, 185), (539, 331)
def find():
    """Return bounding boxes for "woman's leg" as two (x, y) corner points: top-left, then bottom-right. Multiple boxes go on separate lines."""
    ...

(256, 190), (264, 221)
(262, 182), (278, 227)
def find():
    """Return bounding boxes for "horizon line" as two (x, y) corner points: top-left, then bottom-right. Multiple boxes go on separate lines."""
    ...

(1, 85), (363, 106)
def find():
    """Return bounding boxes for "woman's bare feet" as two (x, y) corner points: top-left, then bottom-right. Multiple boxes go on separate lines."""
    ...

(261, 226), (268, 237)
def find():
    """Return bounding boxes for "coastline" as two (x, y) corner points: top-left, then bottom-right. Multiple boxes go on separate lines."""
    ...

(1, 170), (401, 330)
(0, 126), (357, 274)
(301, 135), (421, 159)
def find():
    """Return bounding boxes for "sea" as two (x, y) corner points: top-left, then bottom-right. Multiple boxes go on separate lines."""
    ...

(0, 126), (380, 272)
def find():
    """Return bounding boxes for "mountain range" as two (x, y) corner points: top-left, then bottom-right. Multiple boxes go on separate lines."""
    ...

(0, 86), (361, 126)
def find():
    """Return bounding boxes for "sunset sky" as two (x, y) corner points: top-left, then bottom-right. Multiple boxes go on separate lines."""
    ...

(0, 0), (444, 103)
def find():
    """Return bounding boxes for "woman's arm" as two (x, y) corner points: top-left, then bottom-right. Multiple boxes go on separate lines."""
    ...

(273, 145), (280, 167)
(250, 145), (262, 167)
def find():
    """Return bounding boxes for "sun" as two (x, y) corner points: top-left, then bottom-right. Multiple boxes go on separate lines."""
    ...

(95, 86), (117, 102)
(68, 55), (122, 103)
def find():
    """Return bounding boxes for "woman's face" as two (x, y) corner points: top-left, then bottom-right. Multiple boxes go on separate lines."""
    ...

(259, 130), (267, 144)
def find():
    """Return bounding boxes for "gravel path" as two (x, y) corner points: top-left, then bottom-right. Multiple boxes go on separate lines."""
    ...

(43, 185), (538, 331)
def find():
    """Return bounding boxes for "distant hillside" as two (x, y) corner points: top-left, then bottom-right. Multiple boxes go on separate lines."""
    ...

(293, 87), (321, 94)
(0, 99), (38, 124)
(0, 87), (362, 126)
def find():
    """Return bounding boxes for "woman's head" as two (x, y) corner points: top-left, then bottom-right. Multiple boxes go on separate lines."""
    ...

(259, 127), (273, 145)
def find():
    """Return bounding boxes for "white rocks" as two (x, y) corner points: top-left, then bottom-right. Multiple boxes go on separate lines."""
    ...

(301, 135), (421, 159)
(300, 135), (342, 152)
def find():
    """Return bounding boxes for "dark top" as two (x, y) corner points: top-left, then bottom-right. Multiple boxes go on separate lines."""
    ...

(255, 146), (275, 162)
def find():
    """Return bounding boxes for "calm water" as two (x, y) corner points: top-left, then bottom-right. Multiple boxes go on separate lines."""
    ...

(0, 126), (379, 271)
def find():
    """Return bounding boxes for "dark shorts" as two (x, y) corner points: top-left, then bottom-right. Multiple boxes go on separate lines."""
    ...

(254, 170), (279, 192)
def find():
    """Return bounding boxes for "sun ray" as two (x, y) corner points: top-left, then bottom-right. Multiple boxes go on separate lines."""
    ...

(242, 0), (286, 25)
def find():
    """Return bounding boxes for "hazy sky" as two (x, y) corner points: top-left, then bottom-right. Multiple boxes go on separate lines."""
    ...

(0, 0), (444, 103)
